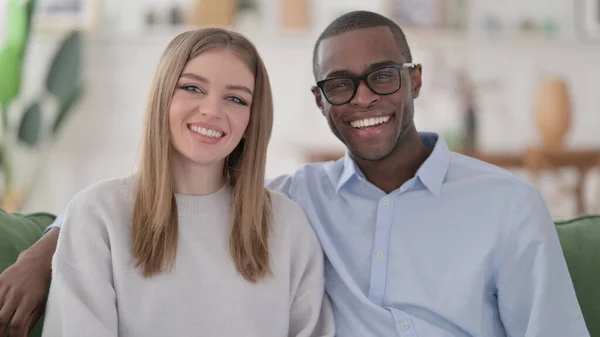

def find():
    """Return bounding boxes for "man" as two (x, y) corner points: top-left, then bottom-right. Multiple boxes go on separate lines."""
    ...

(0, 10), (590, 337)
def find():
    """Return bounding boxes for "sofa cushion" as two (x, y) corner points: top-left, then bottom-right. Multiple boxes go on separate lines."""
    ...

(0, 210), (54, 269)
(556, 215), (600, 337)
(0, 209), (55, 337)
(1, 211), (599, 336)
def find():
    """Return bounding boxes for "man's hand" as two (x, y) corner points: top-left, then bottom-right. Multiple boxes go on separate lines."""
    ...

(0, 228), (58, 337)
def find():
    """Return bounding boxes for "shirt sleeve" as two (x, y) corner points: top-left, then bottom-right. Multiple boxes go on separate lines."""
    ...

(43, 212), (64, 234)
(495, 186), (590, 337)
(287, 203), (335, 337)
(266, 173), (294, 199)
(41, 192), (118, 337)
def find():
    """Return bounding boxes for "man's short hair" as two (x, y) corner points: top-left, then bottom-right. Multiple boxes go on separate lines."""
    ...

(312, 10), (413, 80)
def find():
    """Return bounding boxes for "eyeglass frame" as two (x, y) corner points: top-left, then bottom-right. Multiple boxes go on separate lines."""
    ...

(314, 63), (418, 106)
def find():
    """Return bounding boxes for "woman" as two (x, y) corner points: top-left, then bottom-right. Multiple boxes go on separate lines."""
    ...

(42, 28), (334, 337)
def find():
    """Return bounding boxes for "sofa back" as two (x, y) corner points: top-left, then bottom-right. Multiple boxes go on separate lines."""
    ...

(0, 210), (55, 337)
(556, 215), (600, 336)
(1, 212), (599, 336)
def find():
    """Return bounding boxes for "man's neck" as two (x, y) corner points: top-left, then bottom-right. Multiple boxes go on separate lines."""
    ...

(353, 128), (432, 194)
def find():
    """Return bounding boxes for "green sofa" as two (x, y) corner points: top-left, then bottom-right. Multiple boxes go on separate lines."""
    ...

(556, 215), (600, 336)
(1, 211), (599, 337)
(0, 209), (55, 337)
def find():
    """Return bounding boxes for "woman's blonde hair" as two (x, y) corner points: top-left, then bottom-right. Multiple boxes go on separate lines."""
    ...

(131, 28), (273, 282)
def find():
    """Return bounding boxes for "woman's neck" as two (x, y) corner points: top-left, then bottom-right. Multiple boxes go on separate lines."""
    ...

(171, 156), (226, 196)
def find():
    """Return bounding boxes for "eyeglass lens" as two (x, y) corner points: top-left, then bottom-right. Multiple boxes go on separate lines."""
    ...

(322, 66), (401, 104)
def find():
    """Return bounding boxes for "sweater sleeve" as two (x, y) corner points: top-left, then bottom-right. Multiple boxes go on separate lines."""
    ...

(287, 203), (335, 337)
(43, 212), (64, 234)
(42, 189), (118, 337)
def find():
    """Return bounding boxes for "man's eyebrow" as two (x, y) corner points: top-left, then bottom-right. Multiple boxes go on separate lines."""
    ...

(366, 60), (399, 72)
(325, 69), (356, 78)
(323, 60), (401, 79)
(180, 73), (252, 95)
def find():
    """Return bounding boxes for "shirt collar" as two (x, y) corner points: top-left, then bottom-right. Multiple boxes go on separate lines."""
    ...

(335, 132), (451, 196)
(336, 152), (363, 192)
(415, 132), (451, 196)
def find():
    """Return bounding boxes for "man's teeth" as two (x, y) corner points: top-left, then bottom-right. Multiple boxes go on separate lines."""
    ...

(190, 125), (223, 138)
(350, 116), (390, 128)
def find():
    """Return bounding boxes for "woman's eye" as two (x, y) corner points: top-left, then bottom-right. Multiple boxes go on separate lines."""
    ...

(227, 96), (248, 106)
(181, 85), (202, 93)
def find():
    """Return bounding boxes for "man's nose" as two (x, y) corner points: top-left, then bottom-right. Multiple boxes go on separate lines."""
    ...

(350, 80), (379, 107)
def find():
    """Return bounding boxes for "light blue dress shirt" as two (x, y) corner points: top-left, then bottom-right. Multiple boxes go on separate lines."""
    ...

(266, 132), (589, 337)
(48, 132), (589, 337)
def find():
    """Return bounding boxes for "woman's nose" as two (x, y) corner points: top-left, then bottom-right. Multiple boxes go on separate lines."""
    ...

(197, 95), (223, 118)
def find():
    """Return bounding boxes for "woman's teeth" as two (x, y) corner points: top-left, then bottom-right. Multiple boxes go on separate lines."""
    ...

(350, 116), (390, 128)
(190, 125), (223, 138)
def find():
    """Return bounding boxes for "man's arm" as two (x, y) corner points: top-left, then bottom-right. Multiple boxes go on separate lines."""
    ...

(495, 186), (590, 337)
(0, 227), (59, 337)
(266, 173), (294, 199)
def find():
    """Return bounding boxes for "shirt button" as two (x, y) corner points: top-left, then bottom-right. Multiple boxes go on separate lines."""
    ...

(376, 252), (384, 260)
(573, 311), (582, 319)
(383, 199), (389, 206)
(400, 322), (409, 330)
(360, 180), (366, 187)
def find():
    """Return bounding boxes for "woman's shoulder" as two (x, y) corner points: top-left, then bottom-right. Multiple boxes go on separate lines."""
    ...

(66, 173), (136, 215)
(58, 174), (137, 247)
(269, 190), (307, 221)
(268, 190), (318, 243)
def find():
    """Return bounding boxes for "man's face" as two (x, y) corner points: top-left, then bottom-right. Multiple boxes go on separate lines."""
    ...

(312, 27), (422, 161)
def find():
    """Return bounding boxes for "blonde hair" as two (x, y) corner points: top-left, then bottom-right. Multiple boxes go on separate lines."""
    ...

(131, 28), (274, 282)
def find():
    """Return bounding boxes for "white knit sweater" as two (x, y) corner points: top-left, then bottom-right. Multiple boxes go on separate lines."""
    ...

(42, 175), (334, 337)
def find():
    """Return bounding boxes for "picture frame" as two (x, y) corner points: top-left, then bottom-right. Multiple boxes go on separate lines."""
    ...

(577, 0), (600, 41)
(34, 0), (101, 32)
(387, 0), (445, 29)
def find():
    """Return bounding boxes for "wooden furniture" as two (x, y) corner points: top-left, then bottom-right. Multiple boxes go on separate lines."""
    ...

(305, 149), (525, 168)
(305, 148), (600, 215)
(522, 148), (600, 214)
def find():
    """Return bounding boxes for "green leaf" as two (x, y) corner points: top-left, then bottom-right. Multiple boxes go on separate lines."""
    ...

(53, 85), (83, 135)
(18, 101), (42, 146)
(0, 0), (37, 126)
(46, 30), (83, 136)
(45, 31), (83, 104)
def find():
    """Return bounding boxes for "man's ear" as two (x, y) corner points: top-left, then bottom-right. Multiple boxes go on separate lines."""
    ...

(411, 64), (423, 98)
(311, 86), (326, 116)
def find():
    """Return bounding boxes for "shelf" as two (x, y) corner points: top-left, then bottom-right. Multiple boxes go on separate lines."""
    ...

(32, 24), (600, 54)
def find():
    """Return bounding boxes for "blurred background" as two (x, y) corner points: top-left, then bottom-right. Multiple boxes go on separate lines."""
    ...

(1, 0), (599, 219)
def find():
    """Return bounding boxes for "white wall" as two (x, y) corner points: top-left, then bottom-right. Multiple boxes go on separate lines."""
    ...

(17, 0), (600, 217)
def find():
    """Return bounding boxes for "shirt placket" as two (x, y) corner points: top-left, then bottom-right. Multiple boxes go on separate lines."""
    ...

(367, 190), (419, 337)
(367, 195), (394, 305)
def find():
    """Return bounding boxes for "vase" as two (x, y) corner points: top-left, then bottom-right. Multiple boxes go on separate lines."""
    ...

(189, 0), (236, 27)
(534, 76), (571, 150)
(281, 0), (309, 30)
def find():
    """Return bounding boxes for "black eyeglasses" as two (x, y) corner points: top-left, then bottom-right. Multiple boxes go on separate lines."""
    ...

(315, 63), (417, 105)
